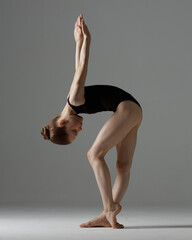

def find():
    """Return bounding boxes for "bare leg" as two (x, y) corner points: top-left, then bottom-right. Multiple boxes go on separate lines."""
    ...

(87, 154), (124, 228)
(80, 125), (139, 228)
(80, 155), (123, 228)
(80, 101), (142, 228)
(112, 125), (139, 203)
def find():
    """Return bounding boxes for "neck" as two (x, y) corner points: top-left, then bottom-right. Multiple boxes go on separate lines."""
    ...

(61, 103), (76, 118)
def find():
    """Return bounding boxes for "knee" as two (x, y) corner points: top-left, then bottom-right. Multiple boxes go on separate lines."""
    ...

(116, 160), (132, 173)
(87, 149), (93, 162)
(87, 148), (106, 166)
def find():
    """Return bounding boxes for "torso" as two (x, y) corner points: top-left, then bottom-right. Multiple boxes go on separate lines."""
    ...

(67, 85), (142, 114)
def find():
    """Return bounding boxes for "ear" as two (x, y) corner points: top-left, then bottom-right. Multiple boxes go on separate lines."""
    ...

(58, 117), (68, 127)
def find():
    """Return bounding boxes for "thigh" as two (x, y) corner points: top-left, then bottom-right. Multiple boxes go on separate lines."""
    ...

(116, 125), (139, 170)
(89, 101), (141, 157)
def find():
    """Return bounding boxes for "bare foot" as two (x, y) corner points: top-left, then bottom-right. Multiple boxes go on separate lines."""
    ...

(80, 211), (111, 228)
(105, 203), (124, 229)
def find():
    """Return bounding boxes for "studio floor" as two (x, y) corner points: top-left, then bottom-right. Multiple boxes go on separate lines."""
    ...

(0, 206), (192, 240)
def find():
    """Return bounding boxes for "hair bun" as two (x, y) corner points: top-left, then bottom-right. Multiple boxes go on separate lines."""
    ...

(41, 126), (50, 140)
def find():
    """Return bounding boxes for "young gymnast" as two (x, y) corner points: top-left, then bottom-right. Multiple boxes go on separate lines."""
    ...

(41, 14), (143, 229)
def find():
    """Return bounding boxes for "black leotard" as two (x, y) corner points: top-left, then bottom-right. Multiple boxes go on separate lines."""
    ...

(67, 85), (142, 114)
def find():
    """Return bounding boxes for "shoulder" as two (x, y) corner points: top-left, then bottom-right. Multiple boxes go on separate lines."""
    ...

(68, 94), (85, 106)
(67, 84), (85, 106)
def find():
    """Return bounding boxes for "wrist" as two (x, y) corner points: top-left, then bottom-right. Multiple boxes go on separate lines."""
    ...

(84, 35), (91, 43)
(76, 39), (83, 46)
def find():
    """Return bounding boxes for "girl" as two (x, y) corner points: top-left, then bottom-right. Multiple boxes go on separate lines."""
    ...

(41, 14), (143, 229)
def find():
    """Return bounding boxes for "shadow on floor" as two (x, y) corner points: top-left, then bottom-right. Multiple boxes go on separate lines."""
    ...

(124, 225), (192, 229)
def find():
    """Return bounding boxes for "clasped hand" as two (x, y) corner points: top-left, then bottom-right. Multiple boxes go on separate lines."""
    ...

(74, 14), (91, 43)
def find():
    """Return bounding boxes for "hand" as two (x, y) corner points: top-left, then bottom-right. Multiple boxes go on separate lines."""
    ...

(80, 15), (91, 41)
(74, 14), (83, 43)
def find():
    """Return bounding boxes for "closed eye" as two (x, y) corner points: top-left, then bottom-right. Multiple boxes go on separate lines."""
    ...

(72, 130), (78, 136)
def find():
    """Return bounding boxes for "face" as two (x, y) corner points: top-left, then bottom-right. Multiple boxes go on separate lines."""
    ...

(66, 115), (83, 142)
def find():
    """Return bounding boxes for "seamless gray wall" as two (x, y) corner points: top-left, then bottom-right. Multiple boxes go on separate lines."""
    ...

(1, 0), (192, 208)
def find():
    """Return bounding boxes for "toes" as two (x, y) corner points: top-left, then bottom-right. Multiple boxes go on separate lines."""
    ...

(113, 222), (124, 229)
(118, 223), (124, 228)
(79, 223), (84, 228)
(80, 223), (89, 228)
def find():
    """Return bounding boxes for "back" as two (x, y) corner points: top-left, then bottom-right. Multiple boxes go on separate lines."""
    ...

(67, 85), (142, 114)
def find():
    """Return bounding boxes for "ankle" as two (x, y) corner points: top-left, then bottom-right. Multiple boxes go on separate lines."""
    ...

(104, 202), (115, 212)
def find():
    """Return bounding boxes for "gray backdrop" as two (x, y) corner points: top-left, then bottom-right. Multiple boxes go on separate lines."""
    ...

(1, 0), (192, 209)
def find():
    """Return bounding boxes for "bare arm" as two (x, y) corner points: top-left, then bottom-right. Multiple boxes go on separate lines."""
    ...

(77, 36), (91, 84)
(75, 41), (82, 71)
(74, 15), (83, 71)
(68, 16), (91, 104)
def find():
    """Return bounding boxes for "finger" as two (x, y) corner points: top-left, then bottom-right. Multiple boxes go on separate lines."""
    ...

(82, 19), (87, 28)
(78, 16), (81, 26)
(80, 18), (82, 26)
(74, 21), (78, 28)
(75, 24), (81, 31)
(81, 21), (84, 32)
(80, 19), (85, 29)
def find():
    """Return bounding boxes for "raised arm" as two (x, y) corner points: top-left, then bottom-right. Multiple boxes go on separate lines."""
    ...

(75, 41), (82, 71)
(68, 15), (91, 104)
(79, 17), (91, 66)
(74, 15), (83, 71)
